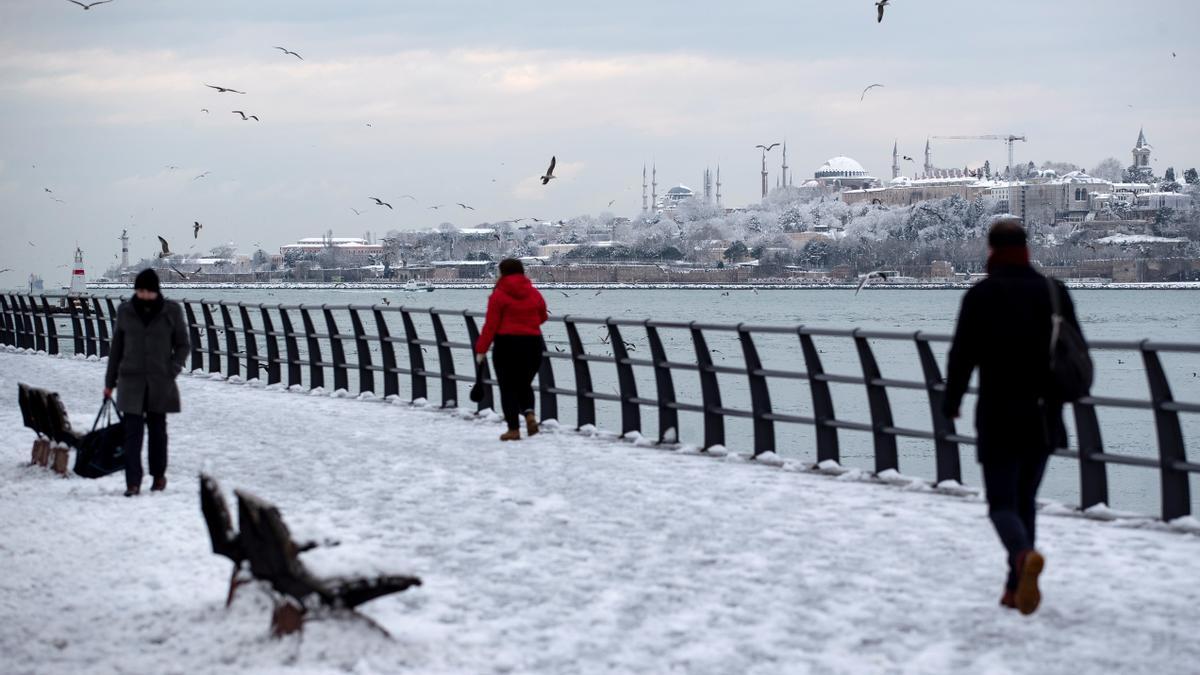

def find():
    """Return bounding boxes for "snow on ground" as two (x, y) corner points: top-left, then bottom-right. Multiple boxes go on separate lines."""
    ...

(1, 349), (1199, 675)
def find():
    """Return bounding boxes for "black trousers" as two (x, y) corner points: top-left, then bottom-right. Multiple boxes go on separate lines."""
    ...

(982, 453), (1049, 590)
(492, 335), (543, 430)
(124, 411), (168, 486)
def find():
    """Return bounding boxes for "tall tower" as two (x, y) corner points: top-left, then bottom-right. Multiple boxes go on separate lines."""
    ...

(119, 229), (129, 268)
(69, 246), (86, 296)
(703, 168), (713, 203)
(760, 150), (768, 199)
(892, 140), (900, 179)
(715, 165), (722, 207)
(1132, 128), (1152, 171)
(642, 165), (648, 212)
(651, 164), (657, 209)
(781, 141), (789, 188)
(923, 139), (933, 177)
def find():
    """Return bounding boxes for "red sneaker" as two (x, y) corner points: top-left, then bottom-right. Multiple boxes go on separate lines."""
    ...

(1014, 549), (1045, 615)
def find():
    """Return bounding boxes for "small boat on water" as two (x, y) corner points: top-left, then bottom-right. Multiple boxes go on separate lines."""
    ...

(403, 280), (434, 292)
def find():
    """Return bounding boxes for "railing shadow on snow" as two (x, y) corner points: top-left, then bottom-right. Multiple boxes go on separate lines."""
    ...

(3, 291), (1198, 523)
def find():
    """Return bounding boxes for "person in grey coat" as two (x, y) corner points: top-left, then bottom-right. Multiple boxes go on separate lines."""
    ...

(103, 269), (189, 496)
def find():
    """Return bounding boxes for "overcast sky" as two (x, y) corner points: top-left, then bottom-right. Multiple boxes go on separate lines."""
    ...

(1, 0), (1196, 282)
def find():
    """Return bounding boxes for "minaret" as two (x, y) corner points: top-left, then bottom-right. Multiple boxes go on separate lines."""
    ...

(703, 168), (712, 203)
(715, 165), (722, 207)
(781, 141), (789, 188)
(760, 150), (768, 200)
(892, 140), (900, 179)
(651, 164), (657, 208)
(119, 229), (129, 268)
(923, 139), (933, 177)
(642, 165), (648, 212)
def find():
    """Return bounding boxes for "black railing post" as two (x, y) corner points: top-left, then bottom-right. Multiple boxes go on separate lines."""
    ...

(278, 307), (303, 388)
(258, 306), (281, 385)
(463, 313), (494, 413)
(799, 330), (839, 465)
(238, 305), (260, 382)
(399, 309), (428, 403)
(183, 302), (203, 373)
(349, 308), (374, 396)
(1141, 342), (1190, 521)
(93, 298), (110, 358)
(645, 323), (679, 444)
(738, 325), (775, 457)
(1073, 401), (1109, 510)
(200, 302), (221, 374)
(372, 308), (399, 398)
(914, 333), (961, 484)
(0, 295), (13, 346)
(537, 336), (559, 423)
(853, 330), (899, 474)
(321, 306), (348, 393)
(13, 295), (30, 350)
(606, 320), (642, 437)
(30, 295), (47, 353)
(299, 305), (325, 390)
(430, 312), (457, 407)
(22, 296), (38, 351)
(564, 318), (596, 429)
(690, 324), (725, 451)
(80, 299), (97, 357)
(219, 304), (240, 380)
(41, 297), (60, 356)
(66, 297), (84, 356)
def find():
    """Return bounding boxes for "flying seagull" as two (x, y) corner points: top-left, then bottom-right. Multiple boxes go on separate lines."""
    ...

(860, 83), (884, 101)
(272, 46), (303, 60)
(66, 0), (114, 9)
(876, 0), (889, 23)
(170, 265), (202, 280)
(350, 207), (362, 216)
(193, 171), (211, 180)
(428, 204), (444, 210)
(231, 110), (259, 121)
(541, 156), (557, 185)
(201, 108), (209, 113)
(157, 236), (173, 258)
(902, 155), (915, 162)
(193, 221), (202, 238)
(204, 83), (246, 94)
(457, 202), (475, 210)
(755, 143), (781, 152)
(380, 297), (391, 306)
(0, 268), (11, 274)
(856, 270), (889, 295)
(165, 165), (180, 170)
(608, 199), (616, 207)
(399, 195), (417, 201)
(44, 187), (53, 193)
(370, 197), (393, 209)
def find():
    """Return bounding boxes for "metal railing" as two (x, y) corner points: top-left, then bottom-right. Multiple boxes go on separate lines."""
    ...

(3, 291), (1198, 522)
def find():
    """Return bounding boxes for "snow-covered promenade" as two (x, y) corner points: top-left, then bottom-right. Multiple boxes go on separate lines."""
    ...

(2, 349), (1199, 675)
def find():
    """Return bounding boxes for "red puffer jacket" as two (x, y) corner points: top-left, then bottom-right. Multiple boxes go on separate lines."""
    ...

(474, 273), (548, 353)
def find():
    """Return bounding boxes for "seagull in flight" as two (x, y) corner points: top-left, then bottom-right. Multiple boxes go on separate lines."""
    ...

(350, 207), (362, 216)
(380, 297), (391, 306)
(608, 199), (616, 207)
(428, 204), (444, 210)
(157, 236), (174, 258)
(902, 155), (915, 162)
(457, 202), (475, 210)
(541, 156), (557, 185)
(272, 46), (303, 60)
(399, 195), (417, 201)
(66, 0), (114, 9)
(855, 270), (889, 295)
(170, 265), (202, 280)
(201, 108), (209, 114)
(755, 143), (781, 152)
(193, 221), (202, 238)
(194, 171), (211, 180)
(370, 197), (393, 209)
(231, 110), (259, 121)
(204, 83), (246, 94)
(876, 0), (889, 23)
(860, 83), (884, 101)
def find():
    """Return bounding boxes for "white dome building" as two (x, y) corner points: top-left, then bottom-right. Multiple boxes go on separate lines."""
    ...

(814, 156), (878, 190)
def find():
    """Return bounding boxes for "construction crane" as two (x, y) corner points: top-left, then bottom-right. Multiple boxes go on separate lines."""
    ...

(931, 134), (1027, 178)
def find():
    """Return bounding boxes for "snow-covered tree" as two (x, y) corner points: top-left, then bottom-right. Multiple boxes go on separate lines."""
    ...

(1090, 157), (1124, 183)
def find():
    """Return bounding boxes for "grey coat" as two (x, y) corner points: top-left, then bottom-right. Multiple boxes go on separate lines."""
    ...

(104, 299), (190, 414)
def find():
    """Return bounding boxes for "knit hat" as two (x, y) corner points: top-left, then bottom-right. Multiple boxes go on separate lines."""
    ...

(134, 268), (161, 293)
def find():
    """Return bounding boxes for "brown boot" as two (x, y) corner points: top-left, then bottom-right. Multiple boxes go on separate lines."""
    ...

(151, 476), (167, 492)
(999, 589), (1016, 609)
(499, 429), (521, 441)
(124, 485), (141, 497)
(1014, 549), (1044, 615)
(525, 412), (539, 437)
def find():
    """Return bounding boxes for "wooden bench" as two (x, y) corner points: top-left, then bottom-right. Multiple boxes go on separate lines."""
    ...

(199, 474), (421, 636)
(17, 383), (80, 475)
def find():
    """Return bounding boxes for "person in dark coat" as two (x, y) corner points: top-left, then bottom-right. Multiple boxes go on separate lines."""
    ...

(103, 269), (189, 496)
(943, 218), (1082, 615)
(474, 258), (548, 441)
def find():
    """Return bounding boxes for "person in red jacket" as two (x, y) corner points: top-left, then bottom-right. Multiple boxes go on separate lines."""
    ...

(475, 258), (549, 440)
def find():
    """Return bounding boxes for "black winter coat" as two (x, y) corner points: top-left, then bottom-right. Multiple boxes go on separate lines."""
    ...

(104, 298), (190, 414)
(943, 264), (1082, 463)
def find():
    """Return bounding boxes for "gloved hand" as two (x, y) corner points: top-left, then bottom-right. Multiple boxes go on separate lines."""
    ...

(475, 353), (485, 365)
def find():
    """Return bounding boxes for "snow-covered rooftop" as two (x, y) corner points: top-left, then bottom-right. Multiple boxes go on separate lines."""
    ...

(816, 156), (868, 177)
(1095, 233), (1188, 245)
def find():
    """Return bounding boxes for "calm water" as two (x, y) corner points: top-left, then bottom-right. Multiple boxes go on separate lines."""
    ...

(45, 287), (1200, 516)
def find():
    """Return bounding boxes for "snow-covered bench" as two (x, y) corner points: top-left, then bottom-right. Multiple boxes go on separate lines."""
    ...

(17, 383), (79, 475)
(200, 478), (422, 636)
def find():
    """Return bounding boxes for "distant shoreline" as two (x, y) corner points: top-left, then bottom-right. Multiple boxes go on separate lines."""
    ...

(83, 281), (1200, 291)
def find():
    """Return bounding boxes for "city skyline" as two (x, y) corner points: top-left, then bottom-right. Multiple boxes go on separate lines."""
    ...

(1, 0), (1197, 280)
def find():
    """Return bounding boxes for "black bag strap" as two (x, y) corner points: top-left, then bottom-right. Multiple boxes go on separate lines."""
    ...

(92, 397), (123, 432)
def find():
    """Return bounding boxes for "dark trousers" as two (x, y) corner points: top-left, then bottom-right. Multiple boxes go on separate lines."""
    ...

(982, 453), (1049, 590)
(123, 411), (168, 486)
(492, 335), (543, 430)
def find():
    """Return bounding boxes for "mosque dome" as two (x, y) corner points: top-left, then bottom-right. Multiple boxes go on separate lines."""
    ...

(666, 184), (693, 195)
(815, 156), (869, 179)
